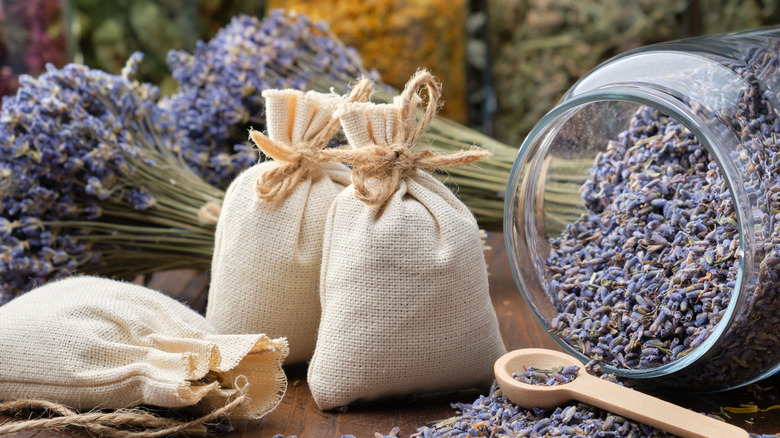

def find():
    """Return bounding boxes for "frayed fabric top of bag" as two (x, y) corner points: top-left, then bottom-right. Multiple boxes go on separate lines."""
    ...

(308, 72), (507, 410)
(206, 84), (371, 364)
(0, 276), (288, 419)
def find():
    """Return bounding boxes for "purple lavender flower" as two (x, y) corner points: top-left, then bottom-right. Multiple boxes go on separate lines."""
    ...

(163, 9), (378, 189)
(0, 55), (221, 303)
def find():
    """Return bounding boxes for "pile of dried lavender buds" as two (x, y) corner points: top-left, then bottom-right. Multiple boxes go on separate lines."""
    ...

(414, 379), (674, 438)
(513, 365), (580, 386)
(545, 40), (780, 388)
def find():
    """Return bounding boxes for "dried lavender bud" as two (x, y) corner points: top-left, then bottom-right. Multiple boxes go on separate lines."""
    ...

(513, 365), (580, 386)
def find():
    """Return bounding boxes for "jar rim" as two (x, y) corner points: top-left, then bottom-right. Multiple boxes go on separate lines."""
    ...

(504, 86), (751, 382)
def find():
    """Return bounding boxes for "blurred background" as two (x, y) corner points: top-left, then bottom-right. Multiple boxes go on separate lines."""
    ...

(2, 0), (779, 145)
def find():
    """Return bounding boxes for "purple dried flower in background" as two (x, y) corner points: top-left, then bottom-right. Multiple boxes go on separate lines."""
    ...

(163, 9), (378, 189)
(0, 0), (68, 106)
(164, 9), (517, 229)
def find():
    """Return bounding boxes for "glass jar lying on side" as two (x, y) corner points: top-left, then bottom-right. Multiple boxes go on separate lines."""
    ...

(505, 27), (780, 391)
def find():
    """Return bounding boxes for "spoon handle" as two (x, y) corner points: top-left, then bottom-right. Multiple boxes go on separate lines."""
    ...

(571, 374), (748, 438)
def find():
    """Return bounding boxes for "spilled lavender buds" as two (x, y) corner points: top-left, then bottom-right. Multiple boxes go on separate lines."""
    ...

(545, 37), (780, 388)
(273, 429), (399, 438)
(513, 365), (580, 386)
(0, 55), (222, 303)
(163, 9), (377, 188)
(414, 381), (673, 438)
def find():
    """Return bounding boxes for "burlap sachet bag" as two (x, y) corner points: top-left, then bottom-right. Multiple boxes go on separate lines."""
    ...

(0, 276), (288, 436)
(308, 71), (507, 410)
(206, 84), (371, 364)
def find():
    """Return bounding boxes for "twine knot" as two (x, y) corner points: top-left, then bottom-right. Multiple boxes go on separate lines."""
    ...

(250, 133), (328, 203)
(290, 143), (326, 180)
(387, 143), (419, 178)
(252, 80), (373, 203)
(322, 70), (492, 207)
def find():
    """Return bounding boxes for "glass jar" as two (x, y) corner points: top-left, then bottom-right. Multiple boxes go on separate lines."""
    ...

(505, 27), (780, 391)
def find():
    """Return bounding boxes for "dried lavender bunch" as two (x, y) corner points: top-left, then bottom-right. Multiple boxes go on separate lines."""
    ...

(0, 54), (223, 303)
(164, 9), (517, 229)
(413, 381), (674, 438)
(545, 38), (780, 387)
(513, 365), (579, 386)
(163, 10), (375, 189)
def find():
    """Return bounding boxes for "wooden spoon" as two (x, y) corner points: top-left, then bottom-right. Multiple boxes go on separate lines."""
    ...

(494, 348), (748, 438)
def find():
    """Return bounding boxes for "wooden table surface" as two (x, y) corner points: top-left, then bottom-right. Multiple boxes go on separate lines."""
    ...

(2, 232), (779, 437)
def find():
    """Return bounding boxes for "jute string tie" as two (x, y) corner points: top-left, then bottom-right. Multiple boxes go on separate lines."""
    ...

(0, 378), (251, 437)
(250, 79), (373, 203)
(321, 71), (492, 207)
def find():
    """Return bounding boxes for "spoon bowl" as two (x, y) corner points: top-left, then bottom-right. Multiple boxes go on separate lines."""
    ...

(494, 347), (582, 409)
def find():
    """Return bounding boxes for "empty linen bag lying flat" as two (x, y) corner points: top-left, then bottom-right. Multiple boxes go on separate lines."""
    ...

(308, 72), (507, 410)
(207, 85), (370, 364)
(0, 276), (288, 419)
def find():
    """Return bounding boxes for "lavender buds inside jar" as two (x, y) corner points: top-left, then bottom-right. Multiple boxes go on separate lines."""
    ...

(505, 28), (780, 391)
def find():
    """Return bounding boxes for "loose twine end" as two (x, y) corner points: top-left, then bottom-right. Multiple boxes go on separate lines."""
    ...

(322, 70), (492, 207)
(197, 200), (222, 226)
(252, 78), (374, 203)
(0, 382), (250, 438)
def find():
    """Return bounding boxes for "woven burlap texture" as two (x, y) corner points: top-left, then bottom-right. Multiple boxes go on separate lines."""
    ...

(206, 89), (355, 364)
(308, 72), (507, 410)
(0, 276), (288, 419)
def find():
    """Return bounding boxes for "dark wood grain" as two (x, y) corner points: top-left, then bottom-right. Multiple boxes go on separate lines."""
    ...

(2, 232), (779, 437)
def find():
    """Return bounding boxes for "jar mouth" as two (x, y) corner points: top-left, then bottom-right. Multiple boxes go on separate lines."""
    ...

(504, 87), (750, 382)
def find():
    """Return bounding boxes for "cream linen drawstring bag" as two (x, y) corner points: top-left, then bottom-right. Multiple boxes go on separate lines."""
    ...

(308, 72), (507, 410)
(0, 276), (288, 436)
(206, 84), (371, 364)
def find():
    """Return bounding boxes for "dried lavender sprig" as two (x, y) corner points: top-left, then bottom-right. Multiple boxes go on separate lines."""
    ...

(0, 54), (223, 303)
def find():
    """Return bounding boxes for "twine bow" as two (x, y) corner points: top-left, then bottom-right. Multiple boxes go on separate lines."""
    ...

(250, 80), (373, 203)
(322, 70), (492, 207)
